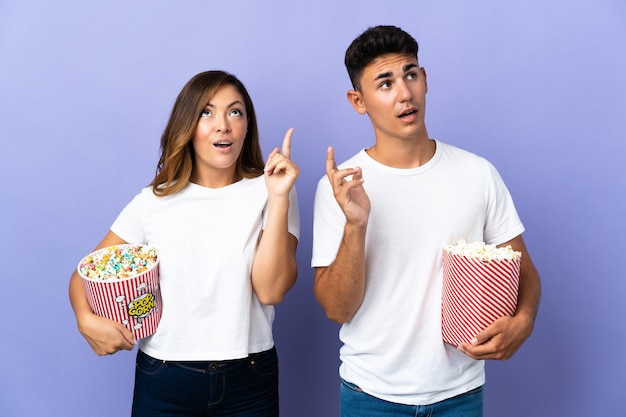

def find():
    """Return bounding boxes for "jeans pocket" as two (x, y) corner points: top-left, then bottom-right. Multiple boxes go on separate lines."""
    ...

(250, 348), (278, 377)
(135, 350), (166, 376)
(341, 379), (363, 393)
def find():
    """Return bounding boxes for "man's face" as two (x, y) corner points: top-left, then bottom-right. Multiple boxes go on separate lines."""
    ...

(351, 53), (428, 144)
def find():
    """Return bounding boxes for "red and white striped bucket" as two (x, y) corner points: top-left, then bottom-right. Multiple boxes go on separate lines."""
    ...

(441, 251), (520, 346)
(78, 245), (162, 339)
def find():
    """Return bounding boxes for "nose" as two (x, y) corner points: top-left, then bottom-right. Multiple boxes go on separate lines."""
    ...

(216, 114), (231, 133)
(397, 80), (412, 102)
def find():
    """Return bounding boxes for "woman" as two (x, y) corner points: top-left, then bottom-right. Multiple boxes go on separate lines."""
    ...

(69, 70), (300, 416)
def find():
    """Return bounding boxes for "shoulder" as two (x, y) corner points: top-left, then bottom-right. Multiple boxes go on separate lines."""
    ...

(129, 185), (159, 202)
(238, 175), (267, 194)
(129, 184), (190, 207)
(436, 141), (496, 172)
(438, 141), (483, 161)
(243, 175), (266, 186)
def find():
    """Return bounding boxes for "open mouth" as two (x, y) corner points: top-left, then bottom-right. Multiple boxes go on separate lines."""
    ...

(398, 109), (417, 118)
(213, 141), (233, 148)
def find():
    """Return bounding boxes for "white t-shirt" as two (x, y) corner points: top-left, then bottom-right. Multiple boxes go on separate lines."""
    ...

(312, 141), (524, 405)
(111, 176), (300, 361)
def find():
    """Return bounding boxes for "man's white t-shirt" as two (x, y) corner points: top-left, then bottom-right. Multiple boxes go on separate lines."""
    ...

(112, 176), (300, 361)
(312, 141), (524, 405)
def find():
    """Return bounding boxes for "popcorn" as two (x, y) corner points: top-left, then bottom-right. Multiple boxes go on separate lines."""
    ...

(443, 239), (521, 262)
(77, 244), (162, 339)
(78, 245), (158, 281)
(441, 240), (521, 346)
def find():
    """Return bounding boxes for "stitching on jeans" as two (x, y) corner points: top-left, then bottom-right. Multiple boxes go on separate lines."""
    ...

(171, 362), (209, 373)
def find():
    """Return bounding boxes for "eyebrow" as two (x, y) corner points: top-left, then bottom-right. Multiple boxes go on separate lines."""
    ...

(205, 100), (244, 108)
(374, 63), (419, 81)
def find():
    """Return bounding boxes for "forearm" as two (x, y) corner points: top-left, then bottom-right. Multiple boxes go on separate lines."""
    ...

(314, 222), (367, 324)
(69, 270), (94, 323)
(69, 231), (127, 329)
(502, 235), (541, 336)
(252, 196), (298, 305)
(514, 255), (541, 331)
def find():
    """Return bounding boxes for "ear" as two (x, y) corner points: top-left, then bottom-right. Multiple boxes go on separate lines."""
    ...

(347, 89), (367, 115)
(421, 67), (428, 93)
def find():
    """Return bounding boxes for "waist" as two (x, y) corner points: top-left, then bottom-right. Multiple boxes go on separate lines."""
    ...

(138, 346), (276, 372)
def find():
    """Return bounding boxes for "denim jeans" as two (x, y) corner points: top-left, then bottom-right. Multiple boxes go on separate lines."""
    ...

(340, 379), (483, 417)
(131, 347), (279, 417)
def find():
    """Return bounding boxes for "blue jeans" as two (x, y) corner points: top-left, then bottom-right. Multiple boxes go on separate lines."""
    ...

(131, 347), (279, 417)
(340, 379), (483, 417)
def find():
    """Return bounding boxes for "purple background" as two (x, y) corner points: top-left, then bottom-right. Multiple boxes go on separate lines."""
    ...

(1, 1), (625, 416)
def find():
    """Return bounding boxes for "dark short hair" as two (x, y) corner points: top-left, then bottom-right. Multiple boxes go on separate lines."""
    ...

(345, 25), (419, 91)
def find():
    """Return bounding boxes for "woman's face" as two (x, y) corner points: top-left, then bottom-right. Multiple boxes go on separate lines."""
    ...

(191, 84), (248, 186)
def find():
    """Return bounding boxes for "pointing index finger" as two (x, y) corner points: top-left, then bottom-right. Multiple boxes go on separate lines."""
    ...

(326, 146), (338, 175)
(282, 127), (294, 159)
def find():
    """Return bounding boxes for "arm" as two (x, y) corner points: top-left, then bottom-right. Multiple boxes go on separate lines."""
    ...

(458, 234), (541, 360)
(313, 147), (371, 324)
(251, 128), (299, 304)
(69, 230), (136, 355)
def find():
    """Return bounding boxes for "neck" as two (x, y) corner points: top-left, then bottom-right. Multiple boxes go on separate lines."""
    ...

(366, 134), (436, 169)
(190, 168), (240, 189)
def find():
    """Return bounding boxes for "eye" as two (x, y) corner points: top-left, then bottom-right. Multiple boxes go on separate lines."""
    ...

(200, 109), (211, 117)
(379, 80), (392, 89)
(406, 71), (418, 80)
(230, 108), (244, 117)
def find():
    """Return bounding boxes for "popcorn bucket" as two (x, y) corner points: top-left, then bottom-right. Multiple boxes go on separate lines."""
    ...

(441, 250), (520, 346)
(77, 244), (162, 339)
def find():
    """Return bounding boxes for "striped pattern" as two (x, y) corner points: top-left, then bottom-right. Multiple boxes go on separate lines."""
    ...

(82, 264), (161, 339)
(441, 252), (520, 346)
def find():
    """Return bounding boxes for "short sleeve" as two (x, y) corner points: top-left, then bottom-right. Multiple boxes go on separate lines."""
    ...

(110, 188), (149, 244)
(483, 162), (525, 245)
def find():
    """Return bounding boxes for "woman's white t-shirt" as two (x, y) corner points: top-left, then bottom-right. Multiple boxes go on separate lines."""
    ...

(112, 176), (300, 361)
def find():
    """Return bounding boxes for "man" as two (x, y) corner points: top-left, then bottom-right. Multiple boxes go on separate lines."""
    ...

(311, 25), (541, 416)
